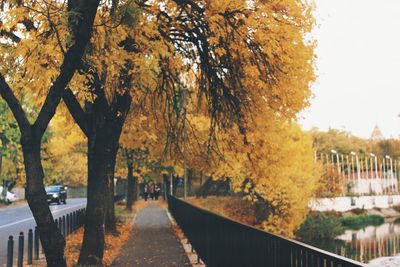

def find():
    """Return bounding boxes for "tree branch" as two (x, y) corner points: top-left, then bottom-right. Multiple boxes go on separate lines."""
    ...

(62, 88), (90, 137)
(33, 0), (101, 137)
(0, 75), (31, 135)
(0, 29), (21, 43)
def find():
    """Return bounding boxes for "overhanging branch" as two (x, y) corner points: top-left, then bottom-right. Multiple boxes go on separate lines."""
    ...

(62, 88), (90, 137)
(0, 74), (31, 135)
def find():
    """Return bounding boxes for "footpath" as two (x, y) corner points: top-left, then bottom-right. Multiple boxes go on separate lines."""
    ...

(111, 201), (192, 267)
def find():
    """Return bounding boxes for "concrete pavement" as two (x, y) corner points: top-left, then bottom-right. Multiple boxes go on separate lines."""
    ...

(111, 201), (191, 267)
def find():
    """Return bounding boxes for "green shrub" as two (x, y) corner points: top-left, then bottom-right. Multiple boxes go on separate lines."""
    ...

(340, 214), (384, 229)
(296, 213), (344, 242)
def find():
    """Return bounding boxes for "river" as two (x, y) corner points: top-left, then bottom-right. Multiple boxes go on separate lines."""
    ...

(306, 220), (400, 266)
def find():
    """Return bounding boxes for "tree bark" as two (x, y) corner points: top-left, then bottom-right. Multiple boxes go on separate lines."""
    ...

(105, 145), (118, 233)
(22, 135), (66, 267)
(78, 129), (117, 265)
(74, 92), (131, 264)
(125, 151), (135, 210)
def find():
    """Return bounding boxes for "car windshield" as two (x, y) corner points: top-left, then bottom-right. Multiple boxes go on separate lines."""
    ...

(45, 186), (60, 193)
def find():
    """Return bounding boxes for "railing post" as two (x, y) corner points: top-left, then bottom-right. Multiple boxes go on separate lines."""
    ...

(66, 214), (70, 236)
(17, 232), (24, 267)
(73, 211), (77, 230)
(58, 217), (62, 235)
(28, 229), (33, 264)
(34, 227), (39, 260)
(7, 235), (14, 267)
(62, 215), (66, 236)
(69, 212), (72, 233)
(70, 212), (73, 233)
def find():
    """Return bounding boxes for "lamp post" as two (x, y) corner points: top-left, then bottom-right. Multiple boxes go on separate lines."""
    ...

(331, 150), (340, 174)
(370, 153), (378, 178)
(350, 153), (355, 181)
(386, 155), (393, 194)
(351, 151), (360, 195)
(351, 151), (360, 180)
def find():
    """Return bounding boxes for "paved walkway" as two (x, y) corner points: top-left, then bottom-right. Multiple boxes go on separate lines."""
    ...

(111, 201), (191, 267)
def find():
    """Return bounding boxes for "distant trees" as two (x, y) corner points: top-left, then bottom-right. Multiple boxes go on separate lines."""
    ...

(310, 128), (400, 160)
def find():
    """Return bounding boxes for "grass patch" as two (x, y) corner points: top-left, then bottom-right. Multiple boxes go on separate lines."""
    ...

(187, 196), (257, 226)
(296, 212), (385, 243)
(296, 213), (344, 242)
(340, 214), (384, 229)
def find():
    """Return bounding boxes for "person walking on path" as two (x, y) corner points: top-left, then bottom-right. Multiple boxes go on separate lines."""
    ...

(154, 184), (161, 200)
(111, 201), (191, 267)
(143, 184), (149, 201)
(149, 183), (155, 200)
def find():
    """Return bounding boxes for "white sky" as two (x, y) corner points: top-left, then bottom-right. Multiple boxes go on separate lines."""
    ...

(299, 0), (400, 139)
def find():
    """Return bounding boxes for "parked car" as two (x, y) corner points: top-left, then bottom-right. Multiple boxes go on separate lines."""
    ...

(45, 185), (67, 205)
(0, 186), (19, 204)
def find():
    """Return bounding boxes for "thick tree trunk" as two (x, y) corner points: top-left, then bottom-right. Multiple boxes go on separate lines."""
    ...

(126, 154), (134, 210)
(22, 137), (66, 267)
(105, 150), (118, 233)
(78, 134), (110, 265)
(78, 124), (122, 264)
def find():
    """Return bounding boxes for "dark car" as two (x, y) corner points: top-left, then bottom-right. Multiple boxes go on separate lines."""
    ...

(45, 185), (67, 205)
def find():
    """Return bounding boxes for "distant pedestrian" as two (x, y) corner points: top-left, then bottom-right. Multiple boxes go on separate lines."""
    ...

(149, 184), (155, 200)
(144, 184), (148, 201)
(154, 184), (160, 200)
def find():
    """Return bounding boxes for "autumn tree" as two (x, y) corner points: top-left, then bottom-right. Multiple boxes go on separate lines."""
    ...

(0, 1), (100, 266)
(44, 109), (87, 185)
(55, 0), (315, 262)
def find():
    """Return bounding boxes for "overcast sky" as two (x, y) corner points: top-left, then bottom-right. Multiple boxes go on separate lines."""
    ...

(299, 0), (400, 139)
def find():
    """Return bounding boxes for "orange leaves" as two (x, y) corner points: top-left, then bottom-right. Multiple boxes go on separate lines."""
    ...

(64, 221), (133, 266)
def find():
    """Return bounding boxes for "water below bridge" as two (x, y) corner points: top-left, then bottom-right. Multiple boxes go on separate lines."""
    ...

(307, 220), (400, 266)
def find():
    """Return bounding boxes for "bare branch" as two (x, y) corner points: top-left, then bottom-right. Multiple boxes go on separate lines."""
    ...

(0, 75), (31, 135)
(62, 88), (90, 136)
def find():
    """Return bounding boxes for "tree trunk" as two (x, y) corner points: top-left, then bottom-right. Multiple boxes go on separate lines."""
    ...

(105, 151), (117, 233)
(78, 120), (123, 264)
(126, 153), (134, 210)
(78, 133), (112, 265)
(22, 137), (66, 267)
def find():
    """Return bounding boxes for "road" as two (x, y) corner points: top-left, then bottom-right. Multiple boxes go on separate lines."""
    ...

(0, 198), (86, 266)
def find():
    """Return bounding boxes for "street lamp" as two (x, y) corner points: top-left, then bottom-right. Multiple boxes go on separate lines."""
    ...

(331, 150), (340, 174)
(351, 151), (360, 181)
(370, 153), (378, 178)
(386, 155), (393, 193)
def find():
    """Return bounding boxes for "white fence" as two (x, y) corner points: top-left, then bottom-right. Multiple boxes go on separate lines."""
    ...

(309, 195), (400, 212)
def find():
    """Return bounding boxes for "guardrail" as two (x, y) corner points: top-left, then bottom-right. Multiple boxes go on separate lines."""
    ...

(167, 196), (366, 267)
(5, 208), (86, 267)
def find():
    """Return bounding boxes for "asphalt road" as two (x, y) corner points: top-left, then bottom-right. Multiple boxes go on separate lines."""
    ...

(0, 198), (86, 266)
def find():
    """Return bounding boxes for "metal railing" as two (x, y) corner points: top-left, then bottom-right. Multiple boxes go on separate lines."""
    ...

(5, 208), (86, 267)
(167, 196), (365, 267)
